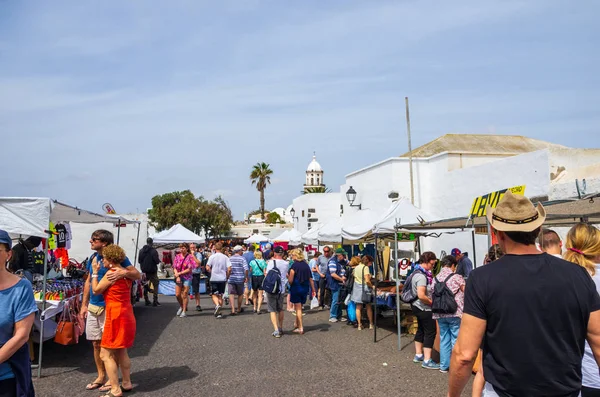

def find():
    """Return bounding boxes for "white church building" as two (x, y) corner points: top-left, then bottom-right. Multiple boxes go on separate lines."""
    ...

(290, 134), (600, 263)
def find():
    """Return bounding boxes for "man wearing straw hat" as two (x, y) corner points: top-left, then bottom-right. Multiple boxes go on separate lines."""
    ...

(448, 192), (600, 397)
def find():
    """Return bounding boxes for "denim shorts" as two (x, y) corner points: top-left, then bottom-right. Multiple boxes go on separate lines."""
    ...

(176, 278), (192, 288)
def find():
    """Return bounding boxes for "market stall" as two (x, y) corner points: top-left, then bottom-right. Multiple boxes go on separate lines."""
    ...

(244, 233), (270, 244)
(0, 197), (140, 377)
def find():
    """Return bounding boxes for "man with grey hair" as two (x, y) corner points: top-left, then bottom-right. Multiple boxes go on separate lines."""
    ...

(263, 243), (272, 261)
(227, 245), (249, 315)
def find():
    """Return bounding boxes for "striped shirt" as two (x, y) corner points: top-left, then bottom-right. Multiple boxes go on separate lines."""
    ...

(228, 255), (248, 284)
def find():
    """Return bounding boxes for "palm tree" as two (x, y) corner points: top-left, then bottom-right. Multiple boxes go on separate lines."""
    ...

(250, 162), (273, 219)
(302, 186), (331, 194)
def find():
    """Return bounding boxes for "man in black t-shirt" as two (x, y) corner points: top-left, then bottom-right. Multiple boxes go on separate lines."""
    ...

(8, 236), (42, 282)
(448, 192), (600, 397)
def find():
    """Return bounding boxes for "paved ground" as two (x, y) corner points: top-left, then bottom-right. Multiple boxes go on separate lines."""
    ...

(33, 296), (472, 396)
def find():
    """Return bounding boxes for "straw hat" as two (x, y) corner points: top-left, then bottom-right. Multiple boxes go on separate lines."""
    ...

(486, 191), (546, 232)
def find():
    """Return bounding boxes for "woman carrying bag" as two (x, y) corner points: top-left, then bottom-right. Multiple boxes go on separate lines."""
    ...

(350, 255), (374, 330)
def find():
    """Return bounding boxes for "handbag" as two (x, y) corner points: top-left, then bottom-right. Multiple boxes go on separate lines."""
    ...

(361, 266), (374, 303)
(54, 300), (77, 345)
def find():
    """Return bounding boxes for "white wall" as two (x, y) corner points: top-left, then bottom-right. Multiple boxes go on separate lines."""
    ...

(292, 193), (341, 234)
(69, 213), (152, 267)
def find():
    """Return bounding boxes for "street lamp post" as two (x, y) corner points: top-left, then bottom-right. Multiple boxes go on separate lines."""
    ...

(345, 186), (362, 210)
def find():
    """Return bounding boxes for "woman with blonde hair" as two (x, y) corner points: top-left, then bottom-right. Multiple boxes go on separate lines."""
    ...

(287, 249), (315, 334)
(563, 223), (600, 396)
(350, 255), (374, 330)
(248, 250), (267, 314)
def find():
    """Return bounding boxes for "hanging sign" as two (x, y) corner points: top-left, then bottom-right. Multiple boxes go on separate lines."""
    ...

(102, 203), (117, 214)
(396, 232), (417, 241)
(469, 185), (526, 217)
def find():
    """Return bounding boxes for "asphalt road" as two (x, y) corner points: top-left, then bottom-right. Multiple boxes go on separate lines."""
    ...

(33, 296), (472, 396)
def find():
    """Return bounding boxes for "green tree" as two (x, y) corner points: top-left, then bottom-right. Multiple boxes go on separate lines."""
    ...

(266, 212), (283, 224)
(249, 162), (273, 219)
(302, 186), (331, 194)
(148, 191), (233, 238)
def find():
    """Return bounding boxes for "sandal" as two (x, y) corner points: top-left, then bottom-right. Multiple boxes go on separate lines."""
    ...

(121, 385), (133, 392)
(292, 328), (304, 334)
(85, 382), (104, 390)
(98, 384), (112, 393)
(100, 390), (122, 397)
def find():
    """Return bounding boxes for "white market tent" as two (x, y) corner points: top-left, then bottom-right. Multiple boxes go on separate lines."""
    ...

(341, 208), (382, 243)
(151, 224), (205, 244)
(0, 197), (140, 378)
(300, 224), (322, 246)
(272, 229), (291, 242)
(317, 217), (343, 244)
(244, 233), (270, 244)
(287, 229), (303, 246)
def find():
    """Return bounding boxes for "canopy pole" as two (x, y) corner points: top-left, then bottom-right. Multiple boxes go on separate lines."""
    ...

(117, 219), (122, 244)
(133, 222), (141, 267)
(374, 234), (378, 343)
(37, 230), (52, 378)
(471, 228), (477, 269)
(395, 220), (401, 351)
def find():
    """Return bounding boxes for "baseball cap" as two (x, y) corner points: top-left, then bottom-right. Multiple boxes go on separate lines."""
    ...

(0, 230), (12, 249)
(233, 245), (243, 252)
(335, 248), (347, 255)
(273, 246), (284, 254)
(451, 248), (461, 256)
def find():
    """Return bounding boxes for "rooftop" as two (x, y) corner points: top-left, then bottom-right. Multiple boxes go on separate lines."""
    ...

(400, 134), (569, 158)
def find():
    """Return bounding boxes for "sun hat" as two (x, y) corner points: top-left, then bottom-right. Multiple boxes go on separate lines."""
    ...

(0, 230), (12, 249)
(486, 191), (546, 232)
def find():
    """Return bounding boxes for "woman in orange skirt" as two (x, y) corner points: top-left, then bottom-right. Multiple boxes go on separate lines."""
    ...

(92, 245), (136, 397)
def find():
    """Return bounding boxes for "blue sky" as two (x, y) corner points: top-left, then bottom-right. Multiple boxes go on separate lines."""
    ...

(1, 1), (598, 219)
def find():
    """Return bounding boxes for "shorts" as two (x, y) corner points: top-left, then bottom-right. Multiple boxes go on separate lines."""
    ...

(290, 283), (309, 305)
(176, 278), (192, 288)
(192, 273), (201, 294)
(266, 292), (284, 313)
(210, 281), (226, 296)
(86, 310), (106, 341)
(228, 283), (245, 296)
(252, 275), (265, 290)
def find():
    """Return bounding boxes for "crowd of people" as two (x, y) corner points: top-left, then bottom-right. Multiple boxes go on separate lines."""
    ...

(398, 191), (600, 397)
(3, 189), (600, 396)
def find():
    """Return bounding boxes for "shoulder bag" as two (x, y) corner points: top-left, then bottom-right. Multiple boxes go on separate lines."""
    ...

(361, 266), (374, 303)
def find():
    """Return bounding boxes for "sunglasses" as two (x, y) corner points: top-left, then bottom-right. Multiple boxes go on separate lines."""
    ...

(91, 238), (102, 242)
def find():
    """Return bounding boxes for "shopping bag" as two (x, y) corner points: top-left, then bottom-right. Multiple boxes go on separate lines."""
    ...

(310, 296), (319, 310)
(54, 301), (77, 345)
(347, 301), (357, 322)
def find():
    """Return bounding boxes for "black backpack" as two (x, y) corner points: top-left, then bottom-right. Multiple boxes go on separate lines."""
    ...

(262, 260), (282, 294)
(400, 268), (425, 304)
(431, 273), (459, 314)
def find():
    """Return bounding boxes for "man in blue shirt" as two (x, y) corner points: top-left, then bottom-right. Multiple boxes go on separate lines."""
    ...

(80, 229), (140, 392)
(452, 248), (473, 278)
(190, 243), (203, 312)
(242, 245), (256, 305)
(227, 245), (249, 315)
(327, 248), (347, 323)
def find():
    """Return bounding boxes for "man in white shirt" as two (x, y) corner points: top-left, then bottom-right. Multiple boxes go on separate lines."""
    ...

(206, 242), (231, 319)
(265, 246), (289, 338)
(539, 228), (563, 257)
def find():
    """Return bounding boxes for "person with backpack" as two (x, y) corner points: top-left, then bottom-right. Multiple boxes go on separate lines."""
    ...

(249, 250), (267, 314)
(431, 255), (465, 374)
(264, 246), (289, 338)
(138, 238), (161, 307)
(407, 251), (439, 370)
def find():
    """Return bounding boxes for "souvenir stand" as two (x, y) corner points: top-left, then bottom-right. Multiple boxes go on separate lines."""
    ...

(0, 197), (140, 377)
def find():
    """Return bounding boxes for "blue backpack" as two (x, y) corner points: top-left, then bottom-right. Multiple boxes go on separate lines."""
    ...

(262, 260), (282, 294)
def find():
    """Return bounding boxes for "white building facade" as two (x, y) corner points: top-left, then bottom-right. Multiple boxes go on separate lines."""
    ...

(290, 134), (600, 264)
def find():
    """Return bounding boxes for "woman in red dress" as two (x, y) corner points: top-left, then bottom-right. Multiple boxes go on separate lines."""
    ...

(92, 245), (136, 397)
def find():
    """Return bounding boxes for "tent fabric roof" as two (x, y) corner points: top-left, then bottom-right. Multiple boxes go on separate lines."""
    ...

(401, 197), (600, 231)
(287, 229), (303, 246)
(0, 197), (138, 238)
(272, 230), (291, 242)
(301, 224), (322, 246)
(341, 209), (382, 243)
(400, 134), (567, 158)
(373, 199), (437, 235)
(317, 217), (343, 244)
(151, 224), (205, 244)
(244, 233), (270, 244)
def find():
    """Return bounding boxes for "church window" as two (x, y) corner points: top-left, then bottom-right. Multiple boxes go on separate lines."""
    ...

(311, 177), (314, 185)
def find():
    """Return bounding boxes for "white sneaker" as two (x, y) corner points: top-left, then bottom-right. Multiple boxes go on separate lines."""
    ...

(176, 308), (183, 316)
(329, 318), (338, 323)
(180, 312), (187, 318)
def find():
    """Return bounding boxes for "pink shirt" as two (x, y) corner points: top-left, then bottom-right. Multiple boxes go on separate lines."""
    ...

(173, 254), (195, 281)
(432, 267), (465, 319)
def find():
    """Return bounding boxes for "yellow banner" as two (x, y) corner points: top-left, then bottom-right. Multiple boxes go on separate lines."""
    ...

(469, 185), (526, 217)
